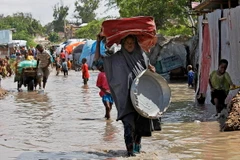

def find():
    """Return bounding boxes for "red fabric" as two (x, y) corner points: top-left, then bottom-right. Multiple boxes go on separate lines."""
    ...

(60, 52), (65, 59)
(100, 16), (157, 52)
(96, 72), (110, 97)
(199, 24), (211, 94)
(81, 63), (89, 79)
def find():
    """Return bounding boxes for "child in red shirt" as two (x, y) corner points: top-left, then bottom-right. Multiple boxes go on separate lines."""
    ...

(81, 58), (90, 85)
(96, 61), (113, 119)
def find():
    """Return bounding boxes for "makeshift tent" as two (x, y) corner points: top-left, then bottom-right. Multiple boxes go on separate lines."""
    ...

(56, 39), (84, 55)
(79, 40), (106, 67)
(72, 44), (85, 54)
(65, 41), (85, 54)
(79, 40), (95, 67)
(72, 44), (85, 67)
(91, 40), (106, 56)
(155, 55), (183, 74)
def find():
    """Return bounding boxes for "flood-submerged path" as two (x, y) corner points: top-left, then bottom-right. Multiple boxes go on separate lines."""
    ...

(0, 70), (240, 160)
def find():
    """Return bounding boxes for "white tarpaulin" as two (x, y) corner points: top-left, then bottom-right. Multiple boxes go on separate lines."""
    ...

(196, 16), (203, 98)
(224, 6), (240, 104)
(0, 30), (12, 44)
(204, 9), (221, 104)
(8, 40), (27, 47)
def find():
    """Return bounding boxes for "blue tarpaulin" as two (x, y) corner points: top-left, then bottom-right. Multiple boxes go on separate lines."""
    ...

(79, 40), (105, 67)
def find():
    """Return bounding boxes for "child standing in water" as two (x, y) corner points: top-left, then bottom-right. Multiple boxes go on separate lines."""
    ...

(209, 59), (235, 117)
(55, 55), (61, 76)
(62, 58), (68, 76)
(96, 61), (113, 119)
(81, 58), (89, 85)
(187, 65), (194, 88)
(67, 58), (72, 70)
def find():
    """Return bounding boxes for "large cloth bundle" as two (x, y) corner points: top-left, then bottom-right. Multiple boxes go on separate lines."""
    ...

(100, 16), (157, 52)
(14, 60), (37, 82)
(16, 60), (37, 74)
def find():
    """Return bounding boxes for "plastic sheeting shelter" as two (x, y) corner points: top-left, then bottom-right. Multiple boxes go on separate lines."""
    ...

(8, 40), (27, 47)
(56, 39), (85, 55)
(79, 40), (106, 67)
(155, 55), (183, 74)
(72, 44), (85, 67)
(65, 42), (85, 54)
(72, 44), (85, 54)
(0, 30), (12, 44)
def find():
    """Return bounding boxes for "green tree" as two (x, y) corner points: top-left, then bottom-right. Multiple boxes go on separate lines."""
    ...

(0, 12), (44, 47)
(74, 0), (100, 23)
(106, 0), (200, 36)
(44, 22), (54, 34)
(76, 19), (103, 39)
(48, 32), (60, 42)
(0, 12), (44, 36)
(52, 1), (69, 32)
(13, 31), (36, 47)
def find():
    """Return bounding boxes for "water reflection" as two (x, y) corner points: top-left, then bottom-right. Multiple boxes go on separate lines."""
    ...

(15, 91), (50, 104)
(103, 120), (118, 142)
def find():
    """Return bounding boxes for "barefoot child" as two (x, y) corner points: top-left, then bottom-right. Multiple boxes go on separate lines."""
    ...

(62, 58), (68, 76)
(96, 61), (113, 119)
(81, 58), (89, 85)
(209, 59), (235, 117)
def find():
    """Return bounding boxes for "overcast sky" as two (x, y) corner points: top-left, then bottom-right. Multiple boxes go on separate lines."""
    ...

(1, 0), (119, 25)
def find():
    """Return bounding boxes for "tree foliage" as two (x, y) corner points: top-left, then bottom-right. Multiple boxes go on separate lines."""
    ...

(52, 1), (69, 32)
(44, 22), (54, 34)
(48, 32), (60, 42)
(74, 0), (100, 23)
(0, 12), (44, 47)
(106, 0), (200, 36)
(0, 12), (44, 36)
(76, 19), (103, 39)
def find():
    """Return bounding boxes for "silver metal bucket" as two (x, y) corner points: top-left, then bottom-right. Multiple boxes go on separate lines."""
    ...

(130, 69), (171, 119)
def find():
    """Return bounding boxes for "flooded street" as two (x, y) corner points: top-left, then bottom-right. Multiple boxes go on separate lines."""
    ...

(1, 70), (240, 160)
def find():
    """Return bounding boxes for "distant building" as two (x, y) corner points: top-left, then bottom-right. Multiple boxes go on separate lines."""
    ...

(0, 29), (14, 58)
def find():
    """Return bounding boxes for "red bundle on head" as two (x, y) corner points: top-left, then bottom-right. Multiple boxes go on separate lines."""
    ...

(100, 16), (157, 52)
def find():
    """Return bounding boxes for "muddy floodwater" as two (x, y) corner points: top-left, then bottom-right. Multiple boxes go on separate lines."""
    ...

(0, 70), (240, 160)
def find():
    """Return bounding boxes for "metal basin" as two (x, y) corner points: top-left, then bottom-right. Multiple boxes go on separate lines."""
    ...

(130, 69), (171, 119)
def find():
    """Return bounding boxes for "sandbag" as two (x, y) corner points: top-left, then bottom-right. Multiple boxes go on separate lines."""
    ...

(100, 16), (157, 52)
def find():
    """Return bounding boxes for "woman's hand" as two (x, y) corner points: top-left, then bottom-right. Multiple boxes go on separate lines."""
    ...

(97, 34), (104, 42)
(148, 64), (156, 73)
